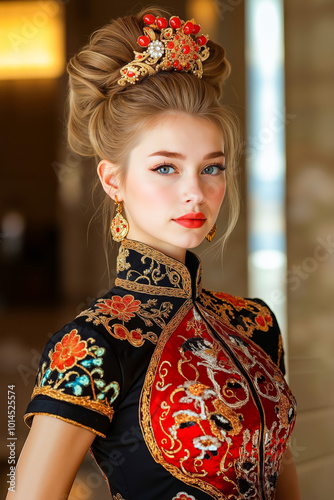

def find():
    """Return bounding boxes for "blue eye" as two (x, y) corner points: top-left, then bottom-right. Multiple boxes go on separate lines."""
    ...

(155, 164), (175, 175)
(202, 164), (226, 175)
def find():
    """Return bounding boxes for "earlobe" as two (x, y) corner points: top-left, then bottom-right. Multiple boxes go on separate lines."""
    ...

(97, 160), (122, 200)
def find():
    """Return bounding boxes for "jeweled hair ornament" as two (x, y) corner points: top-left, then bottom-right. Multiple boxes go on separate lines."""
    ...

(118, 14), (210, 86)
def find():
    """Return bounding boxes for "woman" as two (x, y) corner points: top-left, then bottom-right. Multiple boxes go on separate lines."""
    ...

(7, 8), (301, 500)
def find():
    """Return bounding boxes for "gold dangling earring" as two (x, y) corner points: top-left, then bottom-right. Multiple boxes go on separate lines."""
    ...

(205, 223), (217, 242)
(110, 196), (129, 242)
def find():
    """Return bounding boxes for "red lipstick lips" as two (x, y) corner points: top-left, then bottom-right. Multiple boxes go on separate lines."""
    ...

(173, 212), (206, 228)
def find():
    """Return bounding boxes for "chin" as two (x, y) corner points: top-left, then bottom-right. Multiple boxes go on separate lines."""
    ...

(176, 234), (206, 250)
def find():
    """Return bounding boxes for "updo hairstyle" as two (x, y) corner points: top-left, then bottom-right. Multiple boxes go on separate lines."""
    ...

(66, 7), (240, 250)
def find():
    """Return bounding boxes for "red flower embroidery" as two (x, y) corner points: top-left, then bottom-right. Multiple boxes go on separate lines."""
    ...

(214, 291), (247, 309)
(113, 324), (145, 347)
(255, 313), (273, 330)
(50, 329), (88, 372)
(96, 295), (141, 322)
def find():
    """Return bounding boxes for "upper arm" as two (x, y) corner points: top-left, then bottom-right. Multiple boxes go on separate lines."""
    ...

(275, 445), (301, 500)
(6, 414), (96, 500)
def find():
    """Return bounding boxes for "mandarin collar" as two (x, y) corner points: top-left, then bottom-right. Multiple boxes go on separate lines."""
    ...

(115, 239), (202, 300)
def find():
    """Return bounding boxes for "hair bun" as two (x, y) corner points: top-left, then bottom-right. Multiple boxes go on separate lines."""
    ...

(67, 8), (231, 159)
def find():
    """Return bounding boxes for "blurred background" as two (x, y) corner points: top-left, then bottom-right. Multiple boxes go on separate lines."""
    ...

(0, 0), (333, 498)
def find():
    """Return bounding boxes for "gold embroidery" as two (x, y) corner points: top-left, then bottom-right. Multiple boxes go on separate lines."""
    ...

(115, 279), (189, 298)
(118, 239), (195, 297)
(112, 494), (126, 500)
(139, 300), (229, 499)
(31, 331), (119, 423)
(117, 246), (130, 272)
(156, 360), (172, 392)
(276, 393), (293, 429)
(31, 386), (115, 421)
(112, 323), (157, 347)
(199, 290), (274, 339)
(277, 331), (283, 368)
(78, 295), (173, 347)
(24, 412), (107, 438)
(210, 399), (243, 437)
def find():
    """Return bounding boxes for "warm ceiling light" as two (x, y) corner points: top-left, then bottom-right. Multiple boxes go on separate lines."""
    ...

(0, 1), (65, 80)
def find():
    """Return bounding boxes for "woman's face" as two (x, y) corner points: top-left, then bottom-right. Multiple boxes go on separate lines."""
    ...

(119, 113), (226, 263)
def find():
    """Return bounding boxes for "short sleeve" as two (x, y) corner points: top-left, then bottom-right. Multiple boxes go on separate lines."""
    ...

(24, 325), (122, 438)
(251, 298), (286, 375)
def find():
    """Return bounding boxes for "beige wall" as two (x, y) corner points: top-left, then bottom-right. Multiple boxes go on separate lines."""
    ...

(285, 0), (334, 498)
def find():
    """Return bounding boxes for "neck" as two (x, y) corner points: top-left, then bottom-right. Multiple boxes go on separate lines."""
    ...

(124, 235), (187, 264)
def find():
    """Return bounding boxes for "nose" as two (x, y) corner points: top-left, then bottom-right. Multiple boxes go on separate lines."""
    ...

(181, 173), (205, 205)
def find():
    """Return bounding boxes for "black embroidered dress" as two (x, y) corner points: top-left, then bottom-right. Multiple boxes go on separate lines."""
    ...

(25, 239), (296, 500)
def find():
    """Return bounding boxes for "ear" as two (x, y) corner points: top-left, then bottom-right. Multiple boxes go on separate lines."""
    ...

(97, 160), (123, 201)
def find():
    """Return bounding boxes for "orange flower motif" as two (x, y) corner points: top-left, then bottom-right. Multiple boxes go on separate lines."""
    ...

(214, 292), (246, 309)
(50, 329), (88, 372)
(255, 313), (273, 330)
(113, 324), (145, 347)
(96, 295), (141, 322)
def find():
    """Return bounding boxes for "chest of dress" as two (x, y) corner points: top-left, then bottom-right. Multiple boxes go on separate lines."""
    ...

(140, 305), (296, 500)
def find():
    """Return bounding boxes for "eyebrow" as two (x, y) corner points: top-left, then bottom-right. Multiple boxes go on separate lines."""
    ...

(148, 151), (225, 160)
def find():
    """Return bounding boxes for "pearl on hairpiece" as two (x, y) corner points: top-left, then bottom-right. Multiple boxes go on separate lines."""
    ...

(147, 40), (165, 59)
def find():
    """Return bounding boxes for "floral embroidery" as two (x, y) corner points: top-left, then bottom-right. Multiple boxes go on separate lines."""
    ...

(78, 294), (174, 347)
(199, 289), (273, 338)
(96, 295), (141, 322)
(140, 306), (297, 499)
(213, 291), (247, 309)
(32, 330), (119, 419)
(50, 329), (88, 372)
(172, 493), (196, 500)
(112, 324), (158, 347)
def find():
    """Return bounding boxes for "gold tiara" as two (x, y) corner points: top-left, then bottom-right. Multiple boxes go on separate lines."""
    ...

(118, 14), (210, 86)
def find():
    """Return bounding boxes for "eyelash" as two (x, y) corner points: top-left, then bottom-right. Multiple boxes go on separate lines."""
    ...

(152, 163), (226, 175)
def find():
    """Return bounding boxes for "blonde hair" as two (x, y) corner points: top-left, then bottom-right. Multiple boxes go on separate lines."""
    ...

(66, 7), (241, 257)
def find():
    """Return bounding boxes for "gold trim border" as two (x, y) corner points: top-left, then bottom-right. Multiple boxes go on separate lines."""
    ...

(24, 412), (106, 438)
(31, 386), (115, 421)
(115, 278), (188, 298)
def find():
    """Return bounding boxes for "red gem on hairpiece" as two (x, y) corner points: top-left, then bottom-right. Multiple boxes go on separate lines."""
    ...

(197, 35), (207, 46)
(127, 71), (135, 77)
(156, 17), (168, 29)
(182, 45), (190, 54)
(167, 41), (174, 49)
(170, 16), (181, 29)
(192, 24), (201, 34)
(173, 60), (179, 67)
(138, 35), (150, 47)
(143, 14), (156, 25)
(183, 22), (194, 34)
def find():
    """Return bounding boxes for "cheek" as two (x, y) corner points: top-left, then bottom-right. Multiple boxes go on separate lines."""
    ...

(124, 176), (175, 209)
(205, 181), (226, 204)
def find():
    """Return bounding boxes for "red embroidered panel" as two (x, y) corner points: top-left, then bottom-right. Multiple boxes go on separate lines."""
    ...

(141, 306), (296, 499)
